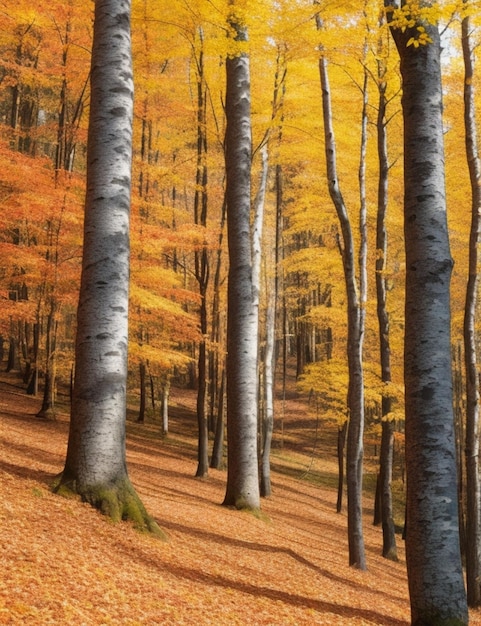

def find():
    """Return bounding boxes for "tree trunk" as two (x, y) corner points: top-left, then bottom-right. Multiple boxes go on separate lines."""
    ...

(37, 300), (57, 419)
(336, 420), (347, 513)
(54, 0), (162, 537)
(386, 6), (468, 622)
(374, 21), (397, 562)
(253, 144), (274, 498)
(379, 418), (397, 560)
(209, 198), (226, 437)
(318, 36), (367, 569)
(193, 27), (210, 478)
(462, 4), (481, 608)
(137, 361), (146, 423)
(161, 377), (170, 437)
(210, 366), (225, 470)
(222, 10), (260, 513)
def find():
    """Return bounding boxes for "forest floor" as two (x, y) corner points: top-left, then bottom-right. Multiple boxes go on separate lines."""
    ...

(1, 370), (480, 626)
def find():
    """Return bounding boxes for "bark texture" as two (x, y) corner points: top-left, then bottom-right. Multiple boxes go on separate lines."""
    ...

(387, 11), (468, 623)
(55, 0), (162, 536)
(222, 16), (260, 512)
(375, 26), (397, 561)
(462, 7), (481, 608)
(319, 51), (366, 570)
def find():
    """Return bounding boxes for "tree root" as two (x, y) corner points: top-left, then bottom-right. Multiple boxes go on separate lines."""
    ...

(52, 473), (167, 539)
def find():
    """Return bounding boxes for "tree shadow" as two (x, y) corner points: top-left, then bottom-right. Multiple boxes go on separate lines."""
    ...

(150, 518), (408, 607)
(117, 536), (409, 626)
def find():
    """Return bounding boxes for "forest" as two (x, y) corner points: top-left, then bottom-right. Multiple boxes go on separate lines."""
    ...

(0, 0), (481, 623)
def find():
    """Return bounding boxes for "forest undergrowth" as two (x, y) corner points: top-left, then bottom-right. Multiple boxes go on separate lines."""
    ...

(1, 370), (480, 626)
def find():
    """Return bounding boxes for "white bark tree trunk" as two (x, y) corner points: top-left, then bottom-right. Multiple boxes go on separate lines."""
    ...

(386, 4), (468, 622)
(318, 46), (367, 570)
(56, 0), (161, 535)
(222, 11), (260, 512)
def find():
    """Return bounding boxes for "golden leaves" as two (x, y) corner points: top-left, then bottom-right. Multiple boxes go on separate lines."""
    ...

(386, 0), (458, 46)
(406, 26), (433, 47)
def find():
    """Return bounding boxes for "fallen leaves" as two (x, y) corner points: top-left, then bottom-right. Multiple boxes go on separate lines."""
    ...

(1, 379), (480, 625)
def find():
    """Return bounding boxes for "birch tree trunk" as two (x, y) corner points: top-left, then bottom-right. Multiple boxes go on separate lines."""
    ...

(222, 10), (260, 512)
(252, 144), (272, 497)
(54, 0), (161, 536)
(462, 5), (481, 608)
(318, 44), (367, 569)
(386, 5), (468, 622)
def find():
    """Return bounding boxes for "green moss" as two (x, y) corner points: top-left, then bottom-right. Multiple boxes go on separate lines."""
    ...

(225, 496), (270, 522)
(53, 482), (82, 501)
(52, 472), (167, 540)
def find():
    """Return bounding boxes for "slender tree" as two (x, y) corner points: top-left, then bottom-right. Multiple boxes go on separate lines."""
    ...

(222, 3), (260, 512)
(192, 26), (210, 478)
(54, 0), (161, 535)
(462, 0), (481, 607)
(317, 12), (368, 569)
(373, 17), (397, 561)
(385, 1), (468, 622)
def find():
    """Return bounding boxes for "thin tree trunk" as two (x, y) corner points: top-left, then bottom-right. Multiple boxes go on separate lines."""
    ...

(210, 366), (225, 470)
(318, 33), (367, 569)
(374, 20), (397, 562)
(336, 420), (347, 513)
(252, 143), (268, 494)
(161, 377), (170, 437)
(37, 300), (57, 419)
(137, 361), (146, 423)
(193, 27), (210, 478)
(209, 198), (226, 438)
(462, 4), (481, 608)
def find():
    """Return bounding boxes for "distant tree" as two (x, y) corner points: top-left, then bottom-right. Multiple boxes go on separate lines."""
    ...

(373, 18), (397, 561)
(385, 1), (468, 622)
(222, 4), (260, 512)
(192, 25), (210, 478)
(54, 0), (162, 535)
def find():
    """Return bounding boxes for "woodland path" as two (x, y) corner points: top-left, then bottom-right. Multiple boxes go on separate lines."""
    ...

(0, 372), (480, 625)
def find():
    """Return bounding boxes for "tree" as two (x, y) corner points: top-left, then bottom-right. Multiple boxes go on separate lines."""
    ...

(461, 0), (481, 607)
(222, 3), (260, 513)
(372, 12), (398, 561)
(54, 0), (161, 535)
(316, 11), (368, 569)
(192, 25), (210, 478)
(385, 1), (468, 622)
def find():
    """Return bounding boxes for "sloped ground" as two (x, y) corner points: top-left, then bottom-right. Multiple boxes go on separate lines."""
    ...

(0, 375), (479, 625)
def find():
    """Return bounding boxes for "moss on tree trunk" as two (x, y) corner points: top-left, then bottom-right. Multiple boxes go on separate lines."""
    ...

(52, 473), (167, 539)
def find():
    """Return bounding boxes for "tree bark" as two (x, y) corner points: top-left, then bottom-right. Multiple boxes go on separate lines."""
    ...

(462, 3), (481, 608)
(318, 39), (367, 569)
(137, 361), (146, 423)
(193, 26), (210, 478)
(386, 6), (468, 622)
(222, 10), (260, 512)
(374, 22), (397, 562)
(54, 0), (162, 536)
(210, 366), (225, 470)
(252, 144), (271, 497)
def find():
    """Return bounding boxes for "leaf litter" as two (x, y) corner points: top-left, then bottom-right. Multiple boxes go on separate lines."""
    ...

(0, 377), (480, 626)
